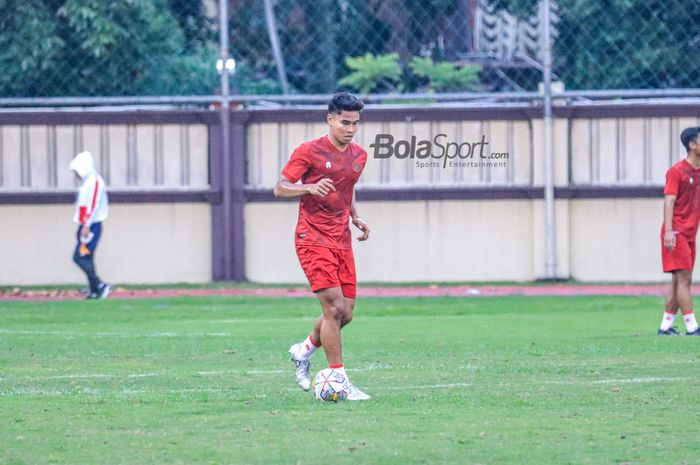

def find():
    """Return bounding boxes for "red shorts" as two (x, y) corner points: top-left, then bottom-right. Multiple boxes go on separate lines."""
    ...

(661, 232), (696, 272)
(296, 245), (357, 298)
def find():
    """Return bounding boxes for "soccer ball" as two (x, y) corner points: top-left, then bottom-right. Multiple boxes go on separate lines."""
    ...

(313, 368), (349, 403)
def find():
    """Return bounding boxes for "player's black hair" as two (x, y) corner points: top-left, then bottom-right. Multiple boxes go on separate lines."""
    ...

(328, 92), (364, 114)
(681, 127), (700, 152)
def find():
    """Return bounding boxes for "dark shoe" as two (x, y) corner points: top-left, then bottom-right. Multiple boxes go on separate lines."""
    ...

(658, 327), (681, 336)
(685, 328), (700, 336)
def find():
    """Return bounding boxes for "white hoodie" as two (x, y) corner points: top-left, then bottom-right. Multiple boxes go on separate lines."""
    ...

(69, 151), (109, 225)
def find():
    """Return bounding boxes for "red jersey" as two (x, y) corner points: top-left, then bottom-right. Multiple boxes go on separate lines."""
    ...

(663, 159), (700, 240)
(282, 136), (367, 249)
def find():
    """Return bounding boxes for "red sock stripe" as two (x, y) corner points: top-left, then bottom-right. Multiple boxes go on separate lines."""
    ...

(309, 334), (321, 347)
(329, 363), (344, 369)
(682, 310), (694, 316)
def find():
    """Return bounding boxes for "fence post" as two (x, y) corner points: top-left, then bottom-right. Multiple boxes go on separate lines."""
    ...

(230, 118), (247, 281)
(218, 0), (234, 280)
(542, 0), (557, 279)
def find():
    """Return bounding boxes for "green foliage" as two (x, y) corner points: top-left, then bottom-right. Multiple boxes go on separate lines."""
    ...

(167, 0), (213, 50)
(0, 0), (64, 95)
(409, 57), (482, 92)
(0, 0), (218, 96)
(3, 0), (699, 96)
(232, 63), (281, 95)
(555, 0), (700, 89)
(339, 53), (402, 94)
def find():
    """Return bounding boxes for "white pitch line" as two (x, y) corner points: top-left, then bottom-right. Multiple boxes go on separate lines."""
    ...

(0, 383), (472, 398)
(42, 373), (114, 380)
(0, 329), (232, 338)
(374, 382), (472, 390)
(546, 376), (692, 385)
(3, 376), (694, 398)
(3, 372), (162, 381)
(1, 365), (395, 384)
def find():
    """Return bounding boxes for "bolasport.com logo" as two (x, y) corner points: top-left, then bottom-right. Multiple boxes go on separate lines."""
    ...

(370, 133), (509, 169)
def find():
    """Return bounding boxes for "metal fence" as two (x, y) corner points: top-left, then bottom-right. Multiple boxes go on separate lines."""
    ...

(1, 0), (698, 99)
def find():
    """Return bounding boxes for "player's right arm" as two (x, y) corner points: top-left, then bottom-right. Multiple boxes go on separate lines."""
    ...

(77, 176), (99, 241)
(663, 167), (681, 250)
(274, 176), (336, 198)
(663, 194), (676, 250)
(274, 143), (336, 199)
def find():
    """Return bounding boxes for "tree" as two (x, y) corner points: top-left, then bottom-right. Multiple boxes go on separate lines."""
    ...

(0, 0), (64, 96)
(554, 0), (700, 89)
(167, 0), (212, 50)
(0, 0), (219, 96)
(491, 0), (700, 90)
(409, 57), (481, 92)
(339, 53), (402, 94)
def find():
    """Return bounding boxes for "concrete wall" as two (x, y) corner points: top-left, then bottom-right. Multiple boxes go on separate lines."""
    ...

(1, 105), (697, 285)
(0, 203), (212, 285)
(0, 118), (213, 285)
(243, 108), (694, 284)
(247, 200), (543, 283)
(569, 199), (665, 282)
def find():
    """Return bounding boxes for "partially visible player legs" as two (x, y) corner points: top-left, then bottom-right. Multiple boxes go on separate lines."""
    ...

(72, 248), (104, 299)
(289, 288), (343, 391)
(658, 272), (680, 335)
(72, 224), (111, 300)
(289, 317), (322, 391)
(72, 252), (112, 299)
(314, 289), (369, 400)
(317, 287), (345, 366)
(675, 270), (700, 335)
(289, 288), (369, 399)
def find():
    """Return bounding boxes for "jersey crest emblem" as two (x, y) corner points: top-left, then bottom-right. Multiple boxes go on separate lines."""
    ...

(353, 163), (361, 172)
(325, 161), (331, 169)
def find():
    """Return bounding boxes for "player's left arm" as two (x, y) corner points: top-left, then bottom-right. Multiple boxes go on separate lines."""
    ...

(350, 189), (370, 241)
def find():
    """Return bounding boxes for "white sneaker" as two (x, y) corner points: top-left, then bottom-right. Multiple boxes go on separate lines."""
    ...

(288, 343), (311, 391)
(346, 383), (371, 401)
(99, 283), (112, 299)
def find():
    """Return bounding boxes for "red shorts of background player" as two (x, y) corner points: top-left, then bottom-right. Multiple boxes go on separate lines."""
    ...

(296, 245), (357, 298)
(661, 232), (696, 272)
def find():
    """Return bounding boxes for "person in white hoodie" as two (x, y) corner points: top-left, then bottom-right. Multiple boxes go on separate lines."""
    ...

(68, 151), (111, 299)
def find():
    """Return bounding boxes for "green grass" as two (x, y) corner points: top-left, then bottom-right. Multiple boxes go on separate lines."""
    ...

(1, 295), (698, 465)
(0, 279), (667, 293)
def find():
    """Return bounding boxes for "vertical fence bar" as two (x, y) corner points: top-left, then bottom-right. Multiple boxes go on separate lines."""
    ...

(264, 0), (289, 95)
(542, 0), (557, 279)
(219, 0), (234, 280)
(231, 118), (247, 281)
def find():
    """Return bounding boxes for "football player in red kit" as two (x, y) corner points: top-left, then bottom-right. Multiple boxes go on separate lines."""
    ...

(658, 127), (700, 336)
(274, 92), (371, 400)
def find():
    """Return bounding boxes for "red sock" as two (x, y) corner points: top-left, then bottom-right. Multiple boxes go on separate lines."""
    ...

(309, 334), (321, 348)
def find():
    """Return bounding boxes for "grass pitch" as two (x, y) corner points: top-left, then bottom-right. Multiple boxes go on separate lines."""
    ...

(1, 295), (698, 465)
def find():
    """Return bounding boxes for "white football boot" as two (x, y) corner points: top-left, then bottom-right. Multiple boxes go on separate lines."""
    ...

(288, 343), (311, 391)
(345, 383), (371, 401)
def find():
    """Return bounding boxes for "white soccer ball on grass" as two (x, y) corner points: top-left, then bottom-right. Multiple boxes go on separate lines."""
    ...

(313, 368), (349, 403)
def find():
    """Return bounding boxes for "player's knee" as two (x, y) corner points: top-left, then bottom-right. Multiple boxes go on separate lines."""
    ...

(341, 312), (353, 328)
(73, 253), (87, 268)
(341, 301), (355, 326)
(323, 299), (345, 321)
(677, 270), (692, 286)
